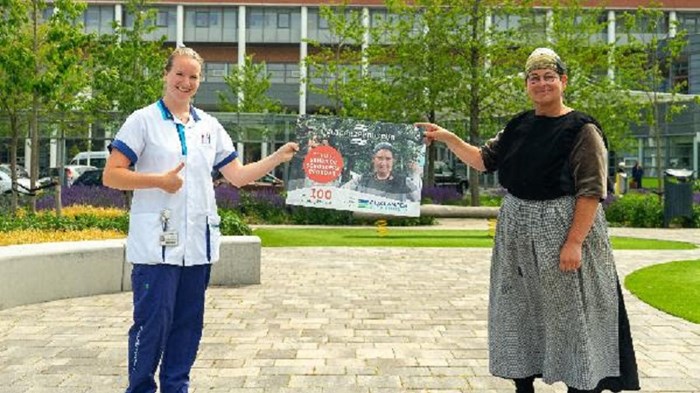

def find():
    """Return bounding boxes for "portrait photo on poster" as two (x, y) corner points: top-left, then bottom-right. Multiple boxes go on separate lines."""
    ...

(286, 115), (426, 217)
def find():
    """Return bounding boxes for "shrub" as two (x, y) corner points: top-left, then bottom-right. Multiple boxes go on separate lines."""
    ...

(36, 185), (129, 210)
(0, 207), (129, 233)
(604, 192), (663, 228)
(422, 186), (464, 205)
(238, 188), (289, 224)
(0, 229), (125, 246)
(219, 209), (253, 235)
(215, 185), (241, 210)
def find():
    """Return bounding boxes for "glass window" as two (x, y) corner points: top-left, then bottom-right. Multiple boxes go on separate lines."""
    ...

(678, 12), (700, 34)
(371, 9), (386, 28)
(619, 11), (667, 34)
(248, 11), (264, 27)
(42, 7), (54, 22)
(85, 8), (100, 27)
(493, 13), (520, 31)
(83, 5), (115, 34)
(204, 62), (227, 83)
(195, 11), (209, 28)
(267, 63), (286, 83)
(209, 10), (220, 26)
(156, 10), (169, 27)
(318, 13), (329, 30)
(278, 12), (290, 29)
(286, 64), (300, 83)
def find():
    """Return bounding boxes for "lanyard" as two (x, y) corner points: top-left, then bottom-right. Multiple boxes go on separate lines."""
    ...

(176, 123), (187, 156)
(158, 99), (190, 157)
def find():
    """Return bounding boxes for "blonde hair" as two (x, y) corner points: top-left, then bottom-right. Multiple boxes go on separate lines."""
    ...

(165, 47), (204, 73)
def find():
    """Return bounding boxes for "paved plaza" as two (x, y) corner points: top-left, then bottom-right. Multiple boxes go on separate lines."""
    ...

(1, 220), (699, 392)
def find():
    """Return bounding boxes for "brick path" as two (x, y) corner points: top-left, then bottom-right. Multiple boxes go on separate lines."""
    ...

(1, 222), (699, 393)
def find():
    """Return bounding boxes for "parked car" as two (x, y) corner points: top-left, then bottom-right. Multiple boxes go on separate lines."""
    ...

(65, 165), (97, 186)
(0, 171), (32, 194)
(247, 173), (284, 190)
(69, 151), (108, 169)
(214, 172), (284, 191)
(433, 160), (470, 194)
(0, 163), (29, 179)
(72, 168), (103, 187)
(37, 165), (97, 187)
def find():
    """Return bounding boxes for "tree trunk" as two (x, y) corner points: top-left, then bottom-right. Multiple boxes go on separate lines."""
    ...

(425, 110), (436, 188)
(468, 0), (482, 207)
(30, 0), (39, 213)
(54, 126), (64, 216)
(8, 113), (19, 213)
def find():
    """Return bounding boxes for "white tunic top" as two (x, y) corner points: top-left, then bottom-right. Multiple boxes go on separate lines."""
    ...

(111, 100), (237, 266)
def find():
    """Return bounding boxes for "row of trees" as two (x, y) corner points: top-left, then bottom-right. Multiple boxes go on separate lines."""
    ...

(0, 0), (694, 213)
(0, 0), (168, 213)
(303, 0), (693, 204)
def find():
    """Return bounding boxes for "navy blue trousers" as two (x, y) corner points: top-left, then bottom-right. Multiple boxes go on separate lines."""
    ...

(125, 264), (211, 393)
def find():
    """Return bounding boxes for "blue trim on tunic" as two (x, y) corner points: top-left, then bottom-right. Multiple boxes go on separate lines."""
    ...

(213, 151), (238, 171)
(110, 140), (139, 166)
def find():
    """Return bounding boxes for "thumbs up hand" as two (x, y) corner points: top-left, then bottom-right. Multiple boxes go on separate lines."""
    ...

(160, 162), (185, 193)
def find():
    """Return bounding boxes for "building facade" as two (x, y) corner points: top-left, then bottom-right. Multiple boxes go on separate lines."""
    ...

(10, 0), (700, 179)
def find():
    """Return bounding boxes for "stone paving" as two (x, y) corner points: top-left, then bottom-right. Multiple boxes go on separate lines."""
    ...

(1, 221), (699, 393)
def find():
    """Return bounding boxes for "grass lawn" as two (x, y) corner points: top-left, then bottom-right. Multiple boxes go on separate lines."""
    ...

(252, 228), (696, 250)
(625, 260), (700, 324)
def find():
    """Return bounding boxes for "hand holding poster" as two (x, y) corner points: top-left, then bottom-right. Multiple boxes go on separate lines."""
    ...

(286, 116), (426, 217)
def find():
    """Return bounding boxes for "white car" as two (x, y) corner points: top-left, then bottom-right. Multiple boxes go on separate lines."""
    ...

(65, 165), (97, 186)
(0, 171), (32, 194)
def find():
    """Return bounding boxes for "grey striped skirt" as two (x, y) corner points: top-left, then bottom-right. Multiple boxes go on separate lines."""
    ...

(488, 194), (639, 391)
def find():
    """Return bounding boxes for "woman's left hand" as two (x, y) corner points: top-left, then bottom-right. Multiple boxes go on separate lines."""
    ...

(559, 240), (582, 272)
(275, 142), (300, 163)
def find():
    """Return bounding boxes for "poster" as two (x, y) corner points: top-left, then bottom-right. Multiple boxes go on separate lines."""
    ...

(286, 116), (426, 217)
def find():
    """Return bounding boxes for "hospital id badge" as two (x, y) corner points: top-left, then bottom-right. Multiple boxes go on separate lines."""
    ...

(160, 231), (179, 247)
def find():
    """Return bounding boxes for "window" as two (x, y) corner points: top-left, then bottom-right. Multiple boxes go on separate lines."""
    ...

(195, 11), (209, 28)
(267, 63), (286, 83)
(156, 10), (169, 27)
(204, 63), (228, 83)
(42, 7), (54, 22)
(83, 5), (115, 34)
(371, 10), (386, 28)
(678, 12), (700, 34)
(248, 11), (264, 27)
(619, 11), (667, 34)
(318, 14), (329, 30)
(209, 10), (220, 27)
(266, 63), (300, 84)
(278, 12), (290, 29)
(85, 8), (100, 27)
(286, 65), (300, 83)
(493, 13), (520, 31)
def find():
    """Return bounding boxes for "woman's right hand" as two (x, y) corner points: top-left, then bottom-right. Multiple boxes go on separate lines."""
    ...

(415, 122), (454, 146)
(160, 162), (185, 193)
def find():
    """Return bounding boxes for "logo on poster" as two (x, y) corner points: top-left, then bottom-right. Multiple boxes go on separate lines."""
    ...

(357, 198), (408, 213)
(303, 145), (344, 184)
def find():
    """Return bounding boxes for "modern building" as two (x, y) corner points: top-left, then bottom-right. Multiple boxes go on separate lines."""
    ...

(6, 0), (700, 180)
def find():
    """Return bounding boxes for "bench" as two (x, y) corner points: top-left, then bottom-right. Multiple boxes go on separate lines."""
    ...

(0, 236), (261, 310)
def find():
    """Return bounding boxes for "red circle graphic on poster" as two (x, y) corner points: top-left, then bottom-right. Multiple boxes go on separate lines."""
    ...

(303, 145), (344, 184)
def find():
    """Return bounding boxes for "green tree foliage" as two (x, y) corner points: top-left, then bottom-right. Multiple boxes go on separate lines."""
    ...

(0, 0), (32, 212)
(304, 3), (367, 116)
(518, 0), (639, 151)
(88, 0), (169, 117)
(613, 4), (691, 194)
(306, 0), (692, 206)
(218, 55), (283, 113)
(0, 0), (90, 213)
(306, 0), (530, 204)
